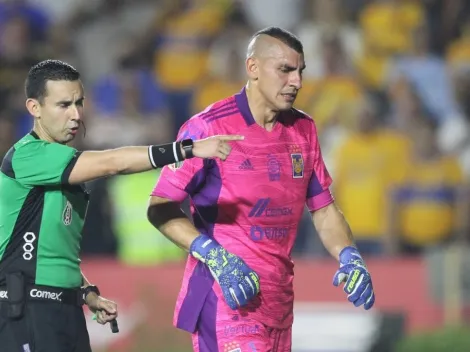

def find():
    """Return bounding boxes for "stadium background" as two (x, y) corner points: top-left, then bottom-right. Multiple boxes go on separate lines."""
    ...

(1, 0), (470, 351)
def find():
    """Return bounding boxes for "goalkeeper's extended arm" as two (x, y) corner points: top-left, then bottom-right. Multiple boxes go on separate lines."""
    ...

(147, 196), (260, 309)
(312, 202), (355, 260)
(312, 202), (375, 310)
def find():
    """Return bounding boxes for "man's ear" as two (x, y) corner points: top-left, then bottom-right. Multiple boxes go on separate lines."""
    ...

(246, 57), (259, 81)
(26, 98), (41, 118)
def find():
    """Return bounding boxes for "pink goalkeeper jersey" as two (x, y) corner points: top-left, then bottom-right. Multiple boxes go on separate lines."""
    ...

(151, 87), (333, 331)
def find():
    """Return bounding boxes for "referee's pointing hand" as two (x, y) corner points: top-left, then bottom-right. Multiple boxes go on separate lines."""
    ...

(191, 135), (244, 161)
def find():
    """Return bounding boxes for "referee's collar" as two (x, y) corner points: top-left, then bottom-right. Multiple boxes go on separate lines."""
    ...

(29, 131), (39, 139)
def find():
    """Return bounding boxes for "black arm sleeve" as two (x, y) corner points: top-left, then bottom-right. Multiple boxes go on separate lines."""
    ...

(148, 142), (184, 168)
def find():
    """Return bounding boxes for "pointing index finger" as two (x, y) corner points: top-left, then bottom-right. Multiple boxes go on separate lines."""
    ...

(217, 135), (244, 141)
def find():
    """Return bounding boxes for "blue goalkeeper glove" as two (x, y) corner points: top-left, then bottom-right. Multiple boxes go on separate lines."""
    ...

(190, 234), (260, 310)
(333, 246), (375, 310)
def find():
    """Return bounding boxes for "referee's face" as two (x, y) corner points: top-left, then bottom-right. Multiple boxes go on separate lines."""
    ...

(39, 80), (85, 144)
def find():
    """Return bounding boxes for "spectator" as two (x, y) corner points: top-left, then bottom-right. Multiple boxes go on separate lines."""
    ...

(332, 97), (410, 256)
(385, 117), (468, 255)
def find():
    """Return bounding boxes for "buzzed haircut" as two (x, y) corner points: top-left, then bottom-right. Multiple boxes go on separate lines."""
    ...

(250, 27), (303, 55)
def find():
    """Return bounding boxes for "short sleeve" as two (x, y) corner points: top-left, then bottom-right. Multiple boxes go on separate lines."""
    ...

(151, 117), (210, 202)
(306, 121), (334, 211)
(13, 140), (78, 186)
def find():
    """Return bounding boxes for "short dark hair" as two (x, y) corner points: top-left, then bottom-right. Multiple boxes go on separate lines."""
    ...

(25, 59), (81, 102)
(252, 27), (303, 54)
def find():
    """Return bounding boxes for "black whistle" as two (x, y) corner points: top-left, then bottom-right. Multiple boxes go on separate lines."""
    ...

(110, 319), (119, 333)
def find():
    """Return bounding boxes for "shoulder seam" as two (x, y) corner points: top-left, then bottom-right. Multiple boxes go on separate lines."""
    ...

(200, 101), (238, 122)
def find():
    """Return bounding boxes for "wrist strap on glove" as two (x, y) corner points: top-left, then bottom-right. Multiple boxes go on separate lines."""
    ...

(339, 246), (366, 267)
(190, 234), (220, 263)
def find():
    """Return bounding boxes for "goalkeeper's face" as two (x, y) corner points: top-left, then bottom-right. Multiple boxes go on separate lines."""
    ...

(33, 80), (85, 144)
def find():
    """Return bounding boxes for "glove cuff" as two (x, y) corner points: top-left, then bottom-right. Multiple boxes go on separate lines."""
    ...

(338, 246), (363, 265)
(189, 234), (221, 263)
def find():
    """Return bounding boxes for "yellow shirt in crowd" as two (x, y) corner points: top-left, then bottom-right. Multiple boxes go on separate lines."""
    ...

(333, 130), (411, 238)
(154, 4), (226, 91)
(394, 156), (463, 245)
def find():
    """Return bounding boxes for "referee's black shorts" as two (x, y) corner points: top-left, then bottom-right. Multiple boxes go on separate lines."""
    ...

(0, 300), (91, 352)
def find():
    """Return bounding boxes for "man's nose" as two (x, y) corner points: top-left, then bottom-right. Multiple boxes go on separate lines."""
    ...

(289, 72), (302, 90)
(71, 104), (81, 120)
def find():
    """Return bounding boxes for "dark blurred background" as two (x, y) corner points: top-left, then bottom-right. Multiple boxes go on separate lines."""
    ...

(1, 0), (470, 351)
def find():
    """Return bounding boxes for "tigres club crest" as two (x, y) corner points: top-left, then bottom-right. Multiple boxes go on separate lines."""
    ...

(291, 153), (304, 178)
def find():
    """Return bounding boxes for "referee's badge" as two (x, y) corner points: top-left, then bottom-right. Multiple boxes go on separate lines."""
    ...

(62, 201), (73, 226)
(291, 153), (304, 178)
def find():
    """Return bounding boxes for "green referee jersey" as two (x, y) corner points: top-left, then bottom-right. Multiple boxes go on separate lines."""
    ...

(0, 131), (88, 288)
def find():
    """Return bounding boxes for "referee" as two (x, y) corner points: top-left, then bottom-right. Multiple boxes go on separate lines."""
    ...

(0, 59), (241, 352)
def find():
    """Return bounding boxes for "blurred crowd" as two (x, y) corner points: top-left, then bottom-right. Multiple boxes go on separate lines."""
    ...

(1, 0), (470, 264)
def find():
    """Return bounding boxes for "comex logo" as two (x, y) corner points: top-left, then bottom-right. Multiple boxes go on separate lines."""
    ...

(248, 198), (293, 218)
(23, 232), (36, 261)
(30, 289), (62, 302)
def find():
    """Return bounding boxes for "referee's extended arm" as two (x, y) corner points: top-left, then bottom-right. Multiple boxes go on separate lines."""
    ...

(67, 135), (243, 184)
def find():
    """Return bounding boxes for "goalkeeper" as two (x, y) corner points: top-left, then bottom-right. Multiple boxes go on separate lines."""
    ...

(0, 60), (243, 352)
(147, 27), (375, 352)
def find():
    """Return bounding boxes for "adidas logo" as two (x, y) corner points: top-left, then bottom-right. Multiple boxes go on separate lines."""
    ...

(239, 159), (254, 170)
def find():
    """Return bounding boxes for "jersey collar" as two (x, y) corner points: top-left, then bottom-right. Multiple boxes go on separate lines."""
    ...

(235, 87), (256, 127)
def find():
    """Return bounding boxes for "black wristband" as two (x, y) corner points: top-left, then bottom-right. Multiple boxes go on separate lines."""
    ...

(181, 139), (194, 159)
(148, 142), (182, 169)
(82, 285), (100, 300)
(175, 141), (184, 161)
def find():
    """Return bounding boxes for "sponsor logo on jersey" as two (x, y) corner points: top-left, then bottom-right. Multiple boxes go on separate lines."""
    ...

(248, 198), (292, 217)
(291, 153), (304, 178)
(63, 200), (73, 226)
(0, 290), (8, 299)
(250, 226), (288, 241)
(224, 323), (260, 337)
